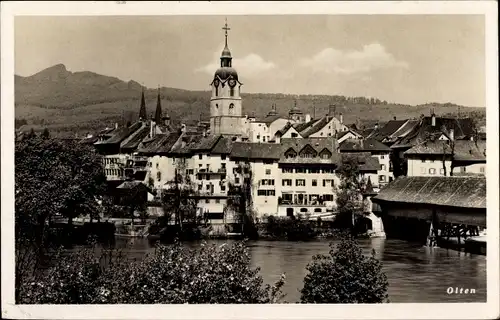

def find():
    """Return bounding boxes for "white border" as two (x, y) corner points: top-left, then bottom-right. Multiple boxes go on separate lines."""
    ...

(2, 1), (499, 319)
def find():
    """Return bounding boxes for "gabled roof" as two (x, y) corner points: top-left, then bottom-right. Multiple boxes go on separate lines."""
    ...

(301, 117), (331, 138)
(337, 129), (362, 140)
(387, 120), (419, 140)
(392, 117), (476, 149)
(230, 142), (282, 160)
(372, 176), (486, 209)
(279, 138), (341, 164)
(96, 122), (142, 145)
(293, 119), (318, 133)
(404, 140), (453, 156)
(275, 122), (294, 137)
(367, 120), (408, 141)
(339, 138), (392, 152)
(211, 136), (234, 154)
(121, 124), (150, 150)
(190, 135), (222, 152)
(138, 132), (182, 155)
(340, 152), (380, 172)
(453, 139), (486, 162)
(168, 132), (203, 155)
(255, 114), (283, 125)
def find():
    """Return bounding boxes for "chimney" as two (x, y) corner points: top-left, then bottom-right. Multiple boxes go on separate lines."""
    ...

(340, 113), (343, 124)
(375, 122), (379, 130)
(305, 114), (311, 123)
(115, 122), (119, 129)
(181, 123), (186, 133)
(431, 109), (436, 127)
(393, 116), (397, 120)
(150, 115), (156, 138)
(449, 128), (454, 141)
(470, 135), (474, 141)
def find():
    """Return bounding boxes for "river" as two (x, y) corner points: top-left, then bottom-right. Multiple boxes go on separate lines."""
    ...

(112, 237), (486, 303)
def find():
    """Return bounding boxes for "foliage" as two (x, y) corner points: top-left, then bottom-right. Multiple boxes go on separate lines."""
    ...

(264, 215), (317, 241)
(334, 157), (366, 230)
(18, 241), (286, 304)
(15, 133), (107, 300)
(160, 161), (200, 236)
(225, 162), (258, 239)
(300, 235), (389, 303)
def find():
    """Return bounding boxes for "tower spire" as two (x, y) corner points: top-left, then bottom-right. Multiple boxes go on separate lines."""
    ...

(155, 85), (162, 124)
(223, 17), (230, 48)
(139, 86), (147, 121)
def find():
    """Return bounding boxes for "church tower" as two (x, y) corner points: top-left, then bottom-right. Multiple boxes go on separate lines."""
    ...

(210, 19), (243, 136)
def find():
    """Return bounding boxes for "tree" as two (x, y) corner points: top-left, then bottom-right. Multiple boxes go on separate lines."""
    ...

(15, 135), (106, 301)
(41, 128), (50, 139)
(334, 156), (366, 231)
(225, 162), (258, 238)
(300, 235), (388, 303)
(161, 160), (199, 234)
(19, 241), (286, 304)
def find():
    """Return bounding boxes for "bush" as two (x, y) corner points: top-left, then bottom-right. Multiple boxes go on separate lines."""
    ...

(300, 235), (388, 303)
(264, 215), (317, 241)
(18, 241), (286, 304)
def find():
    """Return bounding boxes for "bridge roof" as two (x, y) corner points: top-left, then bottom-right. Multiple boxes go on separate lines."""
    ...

(373, 176), (486, 209)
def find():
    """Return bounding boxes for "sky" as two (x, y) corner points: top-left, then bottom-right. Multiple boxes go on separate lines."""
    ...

(14, 15), (485, 107)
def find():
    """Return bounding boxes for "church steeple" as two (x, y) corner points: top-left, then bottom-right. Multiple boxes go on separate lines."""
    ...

(139, 86), (147, 121)
(155, 86), (162, 124)
(220, 18), (232, 68)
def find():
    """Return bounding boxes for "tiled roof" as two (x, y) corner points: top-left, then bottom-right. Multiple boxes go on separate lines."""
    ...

(293, 120), (318, 133)
(404, 139), (452, 155)
(453, 139), (486, 162)
(387, 120), (419, 140)
(190, 135), (222, 152)
(339, 138), (392, 152)
(211, 136), (234, 154)
(301, 117), (330, 138)
(121, 124), (150, 150)
(230, 142), (282, 160)
(275, 122), (293, 137)
(392, 117), (476, 148)
(96, 122), (142, 145)
(169, 132), (203, 155)
(368, 120), (408, 141)
(255, 114), (282, 125)
(373, 176), (486, 209)
(279, 138), (341, 164)
(138, 132), (181, 154)
(341, 152), (380, 172)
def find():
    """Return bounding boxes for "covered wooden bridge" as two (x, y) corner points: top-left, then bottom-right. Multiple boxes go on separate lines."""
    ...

(372, 176), (486, 247)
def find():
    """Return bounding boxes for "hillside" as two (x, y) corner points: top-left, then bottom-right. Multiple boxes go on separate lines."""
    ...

(15, 64), (486, 135)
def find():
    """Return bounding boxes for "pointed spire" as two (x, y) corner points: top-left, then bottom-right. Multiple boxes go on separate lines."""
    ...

(139, 86), (147, 121)
(155, 85), (162, 124)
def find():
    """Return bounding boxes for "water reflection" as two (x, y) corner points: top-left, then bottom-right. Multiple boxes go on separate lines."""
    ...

(112, 237), (486, 303)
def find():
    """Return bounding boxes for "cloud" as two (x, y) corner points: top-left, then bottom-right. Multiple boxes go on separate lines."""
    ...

(196, 52), (276, 78)
(300, 43), (409, 75)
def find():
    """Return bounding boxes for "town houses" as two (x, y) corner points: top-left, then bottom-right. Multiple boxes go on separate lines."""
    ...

(80, 21), (486, 226)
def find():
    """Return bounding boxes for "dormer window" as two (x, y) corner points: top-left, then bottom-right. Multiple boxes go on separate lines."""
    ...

(229, 103), (234, 115)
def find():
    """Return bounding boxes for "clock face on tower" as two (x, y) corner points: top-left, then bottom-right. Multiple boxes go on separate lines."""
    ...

(214, 79), (220, 87)
(228, 79), (236, 87)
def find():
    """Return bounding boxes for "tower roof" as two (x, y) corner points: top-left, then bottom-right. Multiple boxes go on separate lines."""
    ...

(215, 18), (237, 80)
(154, 87), (162, 124)
(139, 87), (147, 121)
(289, 100), (303, 115)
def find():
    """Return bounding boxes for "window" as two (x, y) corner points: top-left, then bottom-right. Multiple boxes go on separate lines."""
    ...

(199, 154), (203, 160)
(379, 175), (386, 182)
(323, 179), (333, 187)
(309, 168), (320, 174)
(263, 160), (273, 164)
(429, 168), (436, 175)
(156, 163), (159, 169)
(257, 190), (266, 196)
(221, 185), (226, 192)
(261, 179), (275, 186)
(291, 133), (298, 138)
(381, 155), (385, 159)
(206, 185), (211, 190)
(440, 168), (445, 175)
(221, 155), (226, 160)
(381, 164), (386, 171)
(205, 199), (210, 203)
(323, 194), (334, 201)
(215, 85), (218, 96)
(199, 164), (202, 168)
(421, 159), (426, 163)
(312, 179), (317, 186)
(314, 208), (322, 213)
(389, 177), (393, 182)
(186, 169), (189, 176)
(258, 190), (275, 196)
(282, 179), (292, 186)
(257, 134), (260, 140)
(266, 169), (271, 175)
(229, 103), (234, 115)
(215, 199), (220, 204)
(157, 172), (161, 181)
(430, 159), (434, 163)
(263, 136), (266, 142)
(461, 167), (467, 173)
(480, 166), (485, 173)
(295, 168), (306, 174)
(230, 87), (235, 97)
(420, 167), (426, 174)
(221, 163), (226, 169)
(198, 184), (202, 190)
(282, 168), (294, 173)
(296, 179), (306, 186)
(235, 177), (240, 184)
